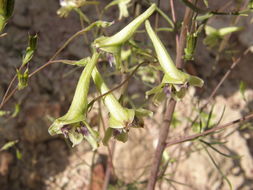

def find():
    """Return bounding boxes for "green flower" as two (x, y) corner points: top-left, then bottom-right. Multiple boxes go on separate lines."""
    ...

(48, 53), (100, 149)
(94, 3), (156, 69)
(145, 20), (204, 100)
(92, 66), (135, 128)
(92, 66), (152, 144)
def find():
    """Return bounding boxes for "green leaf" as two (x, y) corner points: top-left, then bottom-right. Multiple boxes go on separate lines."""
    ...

(0, 140), (18, 151)
(239, 81), (247, 101)
(58, 57), (91, 67)
(17, 68), (29, 90)
(204, 25), (242, 48)
(202, 144), (233, 190)
(11, 103), (20, 117)
(218, 26), (242, 36)
(16, 149), (22, 160)
(196, 13), (213, 21)
(0, 110), (10, 117)
(203, 0), (209, 7)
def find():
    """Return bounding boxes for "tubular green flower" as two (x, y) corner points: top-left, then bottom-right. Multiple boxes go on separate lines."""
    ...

(92, 66), (135, 128)
(94, 3), (156, 54)
(48, 52), (100, 148)
(145, 20), (204, 87)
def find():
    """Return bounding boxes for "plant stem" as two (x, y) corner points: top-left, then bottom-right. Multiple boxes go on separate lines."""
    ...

(147, 99), (176, 190)
(147, 2), (193, 189)
(166, 112), (253, 147)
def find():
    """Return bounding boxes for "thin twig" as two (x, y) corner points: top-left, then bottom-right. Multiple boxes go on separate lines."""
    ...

(88, 61), (148, 108)
(98, 100), (115, 190)
(206, 48), (250, 105)
(89, 150), (97, 190)
(169, 0), (179, 50)
(189, 47), (250, 128)
(166, 112), (253, 147)
(0, 26), (93, 109)
(0, 75), (17, 108)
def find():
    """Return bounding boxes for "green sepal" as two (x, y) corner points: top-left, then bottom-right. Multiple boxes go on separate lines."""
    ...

(68, 125), (84, 147)
(82, 121), (99, 150)
(131, 108), (153, 128)
(95, 36), (121, 54)
(162, 73), (186, 85)
(146, 83), (164, 97)
(172, 85), (187, 100)
(135, 108), (153, 118)
(109, 108), (135, 128)
(145, 83), (166, 105)
(115, 129), (128, 143)
(188, 75), (204, 87)
(48, 114), (85, 136)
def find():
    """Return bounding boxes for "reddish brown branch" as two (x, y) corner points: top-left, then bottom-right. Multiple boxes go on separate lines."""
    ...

(146, 2), (193, 189)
